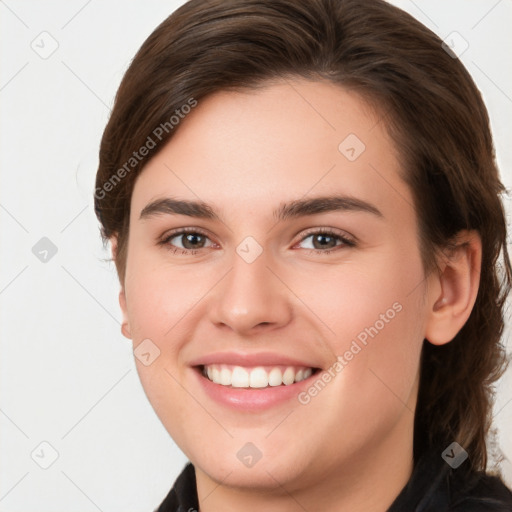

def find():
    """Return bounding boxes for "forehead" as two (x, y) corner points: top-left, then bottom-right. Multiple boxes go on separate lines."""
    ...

(130, 79), (415, 226)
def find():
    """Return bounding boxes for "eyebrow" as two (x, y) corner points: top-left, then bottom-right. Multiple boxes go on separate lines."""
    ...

(139, 195), (384, 222)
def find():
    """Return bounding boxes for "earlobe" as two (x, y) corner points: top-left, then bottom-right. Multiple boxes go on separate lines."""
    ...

(424, 230), (482, 346)
(111, 235), (132, 339)
(110, 235), (118, 262)
(119, 287), (132, 339)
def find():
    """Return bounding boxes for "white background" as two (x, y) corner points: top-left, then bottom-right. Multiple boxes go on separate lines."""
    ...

(1, 1), (511, 510)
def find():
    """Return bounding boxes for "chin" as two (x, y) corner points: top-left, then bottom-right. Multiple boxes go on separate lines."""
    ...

(191, 439), (314, 491)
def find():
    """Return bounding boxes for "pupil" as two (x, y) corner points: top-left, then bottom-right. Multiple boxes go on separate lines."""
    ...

(314, 234), (335, 249)
(184, 233), (204, 249)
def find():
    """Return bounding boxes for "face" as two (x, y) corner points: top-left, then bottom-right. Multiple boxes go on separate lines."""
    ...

(118, 79), (432, 492)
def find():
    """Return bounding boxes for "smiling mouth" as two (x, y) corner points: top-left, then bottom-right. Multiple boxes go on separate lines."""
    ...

(196, 364), (321, 388)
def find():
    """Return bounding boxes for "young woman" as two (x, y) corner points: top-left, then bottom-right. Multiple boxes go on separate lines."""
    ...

(94, 0), (512, 510)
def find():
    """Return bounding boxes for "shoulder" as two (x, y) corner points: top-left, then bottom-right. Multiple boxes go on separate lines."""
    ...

(449, 469), (512, 511)
(154, 462), (198, 512)
(388, 448), (512, 512)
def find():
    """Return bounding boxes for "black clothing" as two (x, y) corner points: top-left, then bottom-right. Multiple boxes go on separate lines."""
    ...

(155, 448), (512, 511)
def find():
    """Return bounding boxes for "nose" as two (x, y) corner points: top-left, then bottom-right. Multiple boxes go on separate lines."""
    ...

(207, 246), (293, 336)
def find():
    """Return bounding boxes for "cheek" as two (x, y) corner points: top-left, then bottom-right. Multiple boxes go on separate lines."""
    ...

(341, 273), (424, 424)
(287, 247), (426, 415)
(282, 244), (424, 345)
(124, 249), (209, 341)
(123, 256), (200, 452)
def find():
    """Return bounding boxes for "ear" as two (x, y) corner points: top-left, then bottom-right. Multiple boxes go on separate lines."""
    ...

(424, 230), (482, 346)
(119, 288), (132, 339)
(110, 236), (132, 340)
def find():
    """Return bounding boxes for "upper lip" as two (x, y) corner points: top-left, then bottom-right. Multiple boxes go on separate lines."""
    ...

(189, 351), (321, 369)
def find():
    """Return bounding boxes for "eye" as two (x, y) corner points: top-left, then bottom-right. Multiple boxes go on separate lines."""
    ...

(159, 228), (216, 253)
(295, 229), (356, 254)
(158, 227), (356, 255)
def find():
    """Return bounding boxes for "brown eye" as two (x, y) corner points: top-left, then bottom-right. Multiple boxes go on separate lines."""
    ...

(180, 233), (207, 249)
(311, 233), (338, 250)
(160, 229), (215, 252)
(296, 229), (356, 254)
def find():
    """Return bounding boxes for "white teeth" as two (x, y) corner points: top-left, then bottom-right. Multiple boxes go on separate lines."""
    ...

(249, 367), (268, 388)
(231, 366), (249, 388)
(282, 367), (295, 385)
(220, 367), (231, 386)
(202, 364), (315, 388)
(268, 367), (283, 386)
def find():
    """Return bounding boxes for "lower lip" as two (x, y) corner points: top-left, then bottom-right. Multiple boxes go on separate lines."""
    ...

(193, 367), (319, 411)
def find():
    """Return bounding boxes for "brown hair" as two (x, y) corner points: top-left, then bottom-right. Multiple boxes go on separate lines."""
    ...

(94, 0), (511, 472)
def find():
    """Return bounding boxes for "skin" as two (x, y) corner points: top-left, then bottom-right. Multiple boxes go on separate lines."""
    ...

(112, 78), (481, 512)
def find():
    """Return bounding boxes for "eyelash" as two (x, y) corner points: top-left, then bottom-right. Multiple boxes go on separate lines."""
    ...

(158, 227), (356, 256)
